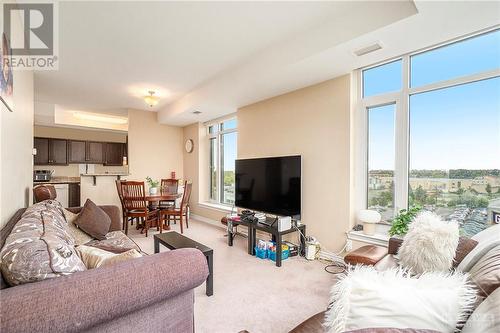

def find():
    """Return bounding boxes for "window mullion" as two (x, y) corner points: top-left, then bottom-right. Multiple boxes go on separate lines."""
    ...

(394, 55), (410, 212)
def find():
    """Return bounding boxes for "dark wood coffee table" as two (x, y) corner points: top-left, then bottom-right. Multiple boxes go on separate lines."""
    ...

(154, 231), (213, 296)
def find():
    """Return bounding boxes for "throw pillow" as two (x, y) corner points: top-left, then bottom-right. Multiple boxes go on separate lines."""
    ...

(398, 211), (459, 274)
(461, 287), (500, 333)
(73, 199), (111, 240)
(62, 208), (94, 245)
(467, 244), (500, 300)
(324, 266), (477, 333)
(458, 224), (500, 272)
(84, 230), (142, 254)
(75, 245), (142, 269)
(453, 236), (478, 268)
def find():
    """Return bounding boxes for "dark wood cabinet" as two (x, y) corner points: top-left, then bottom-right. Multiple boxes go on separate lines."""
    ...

(68, 140), (87, 163)
(105, 142), (124, 166)
(34, 137), (67, 165)
(34, 137), (50, 165)
(68, 183), (81, 207)
(49, 139), (68, 165)
(87, 141), (104, 163)
(35, 137), (126, 166)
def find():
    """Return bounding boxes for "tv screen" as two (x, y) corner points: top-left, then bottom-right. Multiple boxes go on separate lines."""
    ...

(235, 155), (301, 219)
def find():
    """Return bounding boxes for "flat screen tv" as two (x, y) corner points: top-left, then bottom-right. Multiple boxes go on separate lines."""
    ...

(235, 155), (301, 219)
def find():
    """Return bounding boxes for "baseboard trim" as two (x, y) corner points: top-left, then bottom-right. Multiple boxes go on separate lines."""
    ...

(190, 214), (226, 230)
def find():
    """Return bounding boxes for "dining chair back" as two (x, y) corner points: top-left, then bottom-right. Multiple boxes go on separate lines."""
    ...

(180, 181), (192, 210)
(121, 181), (148, 212)
(115, 180), (126, 230)
(161, 179), (179, 194)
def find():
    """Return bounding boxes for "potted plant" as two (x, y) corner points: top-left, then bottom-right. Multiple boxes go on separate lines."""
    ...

(389, 205), (422, 237)
(146, 176), (159, 195)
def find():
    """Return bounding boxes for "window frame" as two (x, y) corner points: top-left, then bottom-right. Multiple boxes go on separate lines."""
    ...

(206, 116), (237, 206)
(355, 28), (500, 223)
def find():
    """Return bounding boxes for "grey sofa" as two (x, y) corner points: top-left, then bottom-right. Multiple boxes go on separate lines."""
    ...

(0, 206), (209, 333)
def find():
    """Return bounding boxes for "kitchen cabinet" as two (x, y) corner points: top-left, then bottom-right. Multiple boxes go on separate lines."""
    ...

(35, 137), (126, 165)
(104, 142), (124, 166)
(50, 139), (68, 165)
(34, 137), (68, 165)
(34, 137), (49, 165)
(87, 141), (104, 163)
(68, 140), (87, 163)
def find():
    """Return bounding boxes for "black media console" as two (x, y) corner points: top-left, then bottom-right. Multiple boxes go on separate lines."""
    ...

(226, 216), (306, 267)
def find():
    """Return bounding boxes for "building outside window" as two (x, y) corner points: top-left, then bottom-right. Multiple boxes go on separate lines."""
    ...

(357, 29), (500, 236)
(208, 118), (237, 205)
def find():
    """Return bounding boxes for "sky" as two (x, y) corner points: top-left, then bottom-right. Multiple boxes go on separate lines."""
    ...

(366, 29), (500, 171)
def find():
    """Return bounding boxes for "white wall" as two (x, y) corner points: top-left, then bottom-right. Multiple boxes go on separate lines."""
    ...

(1, 70), (34, 228)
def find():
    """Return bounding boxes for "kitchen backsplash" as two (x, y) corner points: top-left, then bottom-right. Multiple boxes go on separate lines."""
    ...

(33, 164), (129, 177)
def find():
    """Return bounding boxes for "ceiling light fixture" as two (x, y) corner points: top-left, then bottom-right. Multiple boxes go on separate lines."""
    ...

(73, 112), (128, 124)
(144, 91), (160, 107)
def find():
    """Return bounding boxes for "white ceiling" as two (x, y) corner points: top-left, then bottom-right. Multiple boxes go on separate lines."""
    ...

(35, 1), (500, 127)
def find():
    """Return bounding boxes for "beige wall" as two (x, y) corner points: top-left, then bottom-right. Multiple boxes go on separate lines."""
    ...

(128, 109), (184, 187)
(34, 125), (127, 142)
(184, 75), (352, 252)
(1, 71), (34, 228)
(33, 125), (128, 177)
(237, 75), (351, 252)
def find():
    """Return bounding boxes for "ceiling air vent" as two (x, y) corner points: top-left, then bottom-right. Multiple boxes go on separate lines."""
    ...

(354, 42), (382, 57)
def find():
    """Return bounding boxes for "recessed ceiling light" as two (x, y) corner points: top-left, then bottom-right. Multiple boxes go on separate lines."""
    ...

(193, 110), (202, 115)
(354, 42), (383, 57)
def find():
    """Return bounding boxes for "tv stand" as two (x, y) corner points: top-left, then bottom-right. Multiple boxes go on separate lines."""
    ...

(227, 216), (306, 267)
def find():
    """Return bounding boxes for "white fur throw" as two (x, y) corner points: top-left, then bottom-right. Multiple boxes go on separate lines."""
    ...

(398, 211), (459, 274)
(324, 266), (476, 333)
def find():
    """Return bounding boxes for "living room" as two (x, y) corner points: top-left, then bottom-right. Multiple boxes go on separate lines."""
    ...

(1, 1), (499, 333)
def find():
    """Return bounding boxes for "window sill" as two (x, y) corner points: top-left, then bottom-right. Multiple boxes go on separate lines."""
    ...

(347, 230), (390, 247)
(198, 201), (233, 213)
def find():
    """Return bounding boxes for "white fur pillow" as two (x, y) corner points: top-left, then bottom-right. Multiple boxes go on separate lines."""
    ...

(324, 266), (476, 333)
(398, 211), (459, 274)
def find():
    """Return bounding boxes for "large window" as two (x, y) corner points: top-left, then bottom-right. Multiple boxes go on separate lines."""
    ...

(367, 104), (396, 222)
(208, 118), (237, 205)
(358, 29), (500, 236)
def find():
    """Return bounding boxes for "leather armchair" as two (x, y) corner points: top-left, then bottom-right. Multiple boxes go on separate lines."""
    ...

(33, 184), (57, 203)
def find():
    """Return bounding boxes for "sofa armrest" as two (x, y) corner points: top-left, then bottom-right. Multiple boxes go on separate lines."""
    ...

(67, 205), (122, 232)
(0, 248), (208, 333)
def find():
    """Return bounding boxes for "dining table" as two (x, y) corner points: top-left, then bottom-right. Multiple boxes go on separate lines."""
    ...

(144, 192), (182, 203)
(145, 192), (182, 231)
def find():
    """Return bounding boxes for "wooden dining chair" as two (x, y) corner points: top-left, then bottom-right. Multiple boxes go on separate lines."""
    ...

(115, 180), (135, 232)
(159, 178), (179, 210)
(159, 181), (192, 234)
(121, 181), (159, 237)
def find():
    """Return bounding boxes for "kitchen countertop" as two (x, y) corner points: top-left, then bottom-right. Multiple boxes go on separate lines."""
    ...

(34, 177), (80, 185)
(80, 173), (130, 176)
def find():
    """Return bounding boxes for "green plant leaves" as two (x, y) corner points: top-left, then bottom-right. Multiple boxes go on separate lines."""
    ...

(388, 205), (422, 236)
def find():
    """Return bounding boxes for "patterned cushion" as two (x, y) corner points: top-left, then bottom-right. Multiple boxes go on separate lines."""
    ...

(0, 201), (86, 286)
(85, 231), (142, 254)
(62, 208), (93, 246)
(75, 245), (142, 269)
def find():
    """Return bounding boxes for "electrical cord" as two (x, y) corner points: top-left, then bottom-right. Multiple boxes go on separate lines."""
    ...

(292, 223), (347, 274)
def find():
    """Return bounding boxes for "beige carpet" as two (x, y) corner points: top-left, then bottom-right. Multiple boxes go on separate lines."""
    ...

(128, 219), (336, 333)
